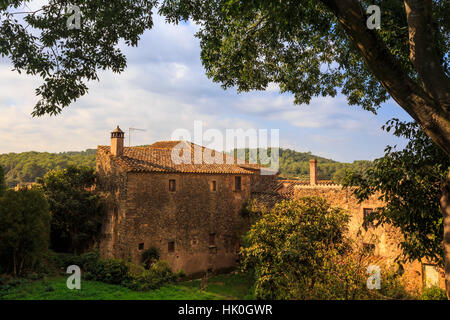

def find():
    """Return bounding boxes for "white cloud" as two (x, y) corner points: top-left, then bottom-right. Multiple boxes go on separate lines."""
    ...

(0, 13), (412, 162)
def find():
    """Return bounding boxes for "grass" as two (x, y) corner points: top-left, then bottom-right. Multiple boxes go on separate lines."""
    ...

(0, 272), (254, 300)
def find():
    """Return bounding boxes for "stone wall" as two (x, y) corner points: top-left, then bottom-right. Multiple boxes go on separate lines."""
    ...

(293, 184), (444, 293)
(98, 163), (253, 275)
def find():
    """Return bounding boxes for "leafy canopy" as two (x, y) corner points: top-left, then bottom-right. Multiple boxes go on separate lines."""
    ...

(160, 0), (448, 112)
(241, 197), (412, 299)
(38, 165), (104, 253)
(2, 1), (448, 115)
(0, 165), (5, 196)
(1, 0), (157, 115)
(0, 187), (51, 275)
(242, 197), (350, 299)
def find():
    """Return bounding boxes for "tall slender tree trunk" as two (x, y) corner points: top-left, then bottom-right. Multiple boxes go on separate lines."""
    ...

(441, 171), (450, 299)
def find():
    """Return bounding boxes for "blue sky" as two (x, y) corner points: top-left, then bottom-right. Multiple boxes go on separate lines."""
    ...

(0, 13), (413, 162)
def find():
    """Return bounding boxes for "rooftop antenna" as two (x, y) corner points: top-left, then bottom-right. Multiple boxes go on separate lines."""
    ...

(128, 128), (146, 147)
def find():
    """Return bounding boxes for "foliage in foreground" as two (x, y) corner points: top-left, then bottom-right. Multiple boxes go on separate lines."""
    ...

(47, 251), (176, 292)
(0, 188), (51, 275)
(241, 197), (412, 300)
(38, 166), (105, 253)
(421, 286), (447, 300)
(344, 119), (450, 266)
(0, 165), (5, 196)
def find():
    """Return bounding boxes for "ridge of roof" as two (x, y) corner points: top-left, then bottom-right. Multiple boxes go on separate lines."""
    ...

(97, 143), (262, 174)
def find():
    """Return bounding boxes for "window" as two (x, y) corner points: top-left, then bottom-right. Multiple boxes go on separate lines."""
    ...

(138, 243), (144, 251)
(168, 241), (175, 253)
(169, 179), (176, 192)
(234, 176), (242, 191)
(210, 180), (217, 192)
(423, 264), (440, 288)
(363, 208), (374, 228)
(209, 233), (216, 247)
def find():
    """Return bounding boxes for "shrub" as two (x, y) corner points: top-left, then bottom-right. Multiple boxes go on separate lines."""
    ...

(141, 247), (160, 269)
(97, 259), (130, 285)
(129, 261), (175, 291)
(421, 286), (447, 300)
(175, 269), (187, 279)
(242, 197), (351, 299)
(45, 251), (175, 291)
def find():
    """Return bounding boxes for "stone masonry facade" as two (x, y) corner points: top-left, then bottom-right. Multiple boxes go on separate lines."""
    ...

(97, 127), (444, 292)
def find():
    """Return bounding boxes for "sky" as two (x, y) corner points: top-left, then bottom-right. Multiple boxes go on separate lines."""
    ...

(0, 12), (413, 163)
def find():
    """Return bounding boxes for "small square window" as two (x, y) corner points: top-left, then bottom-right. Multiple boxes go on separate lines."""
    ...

(169, 179), (176, 192)
(210, 180), (217, 192)
(168, 241), (175, 253)
(138, 243), (144, 251)
(235, 176), (242, 191)
(209, 233), (216, 246)
(363, 208), (374, 228)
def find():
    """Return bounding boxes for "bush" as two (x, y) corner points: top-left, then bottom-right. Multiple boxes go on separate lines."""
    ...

(421, 286), (447, 300)
(175, 269), (187, 279)
(129, 261), (175, 291)
(45, 251), (175, 291)
(141, 247), (160, 269)
(242, 197), (351, 299)
(0, 188), (51, 275)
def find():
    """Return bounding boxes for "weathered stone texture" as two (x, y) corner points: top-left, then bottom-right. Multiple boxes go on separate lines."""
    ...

(293, 184), (445, 293)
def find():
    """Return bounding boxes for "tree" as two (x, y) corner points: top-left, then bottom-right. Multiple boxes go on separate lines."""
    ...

(241, 197), (411, 299)
(0, 0), (156, 116)
(345, 119), (450, 266)
(0, 165), (5, 196)
(38, 165), (104, 253)
(242, 197), (350, 299)
(2, 2), (447, 153)
(0, 187), (51, 275)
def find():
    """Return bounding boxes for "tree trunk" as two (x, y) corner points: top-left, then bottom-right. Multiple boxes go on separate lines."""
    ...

(319, 0), (450, 156)
(441, 171), (450, 299)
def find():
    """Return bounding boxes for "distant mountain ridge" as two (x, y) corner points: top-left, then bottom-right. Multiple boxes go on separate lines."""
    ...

(0, 148), (372, 187)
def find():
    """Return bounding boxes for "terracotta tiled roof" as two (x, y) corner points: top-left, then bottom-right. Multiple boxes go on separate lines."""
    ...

(98, 141), (262, 174)
(275, 179), (339, 197)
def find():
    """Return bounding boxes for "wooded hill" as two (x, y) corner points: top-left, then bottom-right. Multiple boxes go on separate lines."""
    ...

(0, 148), (372, 187)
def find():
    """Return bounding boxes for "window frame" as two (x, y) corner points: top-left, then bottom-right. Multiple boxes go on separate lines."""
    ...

(234, 176), (242, 191)
(209, 233), (216, 247)
(210, 180), (217, 192)
(168, 241), (175, 253)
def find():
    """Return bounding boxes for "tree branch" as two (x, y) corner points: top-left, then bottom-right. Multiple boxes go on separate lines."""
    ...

(319, 0), (450, 156)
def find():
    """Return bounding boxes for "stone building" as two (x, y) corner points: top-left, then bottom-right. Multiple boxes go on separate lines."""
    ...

(97, 127), (444, 291)
(96, 126), (271, 275)
(271, 159), (445, 292)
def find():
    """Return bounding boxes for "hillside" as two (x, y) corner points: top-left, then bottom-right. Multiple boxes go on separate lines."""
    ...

(0, 147), (372, 187)
(0, 149), (96, 187)
(231, 148), (372, 181)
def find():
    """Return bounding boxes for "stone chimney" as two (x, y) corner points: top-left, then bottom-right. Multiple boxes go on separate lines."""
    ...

(111, 126), (124, 156)
(309, 158), (317, 185)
